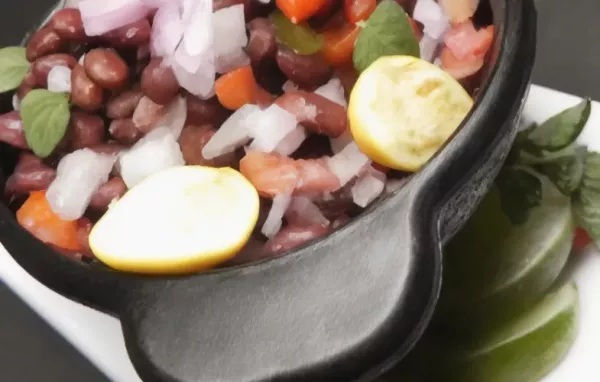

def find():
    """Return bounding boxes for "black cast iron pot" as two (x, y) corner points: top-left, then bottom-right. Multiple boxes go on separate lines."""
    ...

(0, 0), (536, 381)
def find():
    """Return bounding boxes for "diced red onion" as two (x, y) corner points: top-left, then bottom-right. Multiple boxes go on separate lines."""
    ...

(326, 142), (371, 186)
(213, 4), (249, 74)
(248, 104), (298, 153)
(262, 192), (292, 238)
(351, 169), (387, 208)
(150, 1), (185, 57)
(46, 149), (117, 220)
(315, 78), (347, 108)
(47, 66), (72, 93)
(414, 0), (450, 40)
(79, 0), (150, 36)
(119, 127), (185, 188)
(275, 125), (307, 156)
(155, 95), (187, 139)
(202, 104), (260, 159)
(286, 197), (329, 227)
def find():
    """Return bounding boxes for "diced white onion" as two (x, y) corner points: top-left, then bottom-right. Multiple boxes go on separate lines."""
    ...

(119, 127), (185, 188)
(150, 1), (185, 57)
(315, 78), (347, 108)
(275, 125), (308, 156)
(326, 142), (371, 186)
(414, 0), (450, 40)
(262, 192), (292, 238)
(154, 95), (187, 139)
(202, 104), (261, 159)
(282, 81), (299, 93)
(46, 149), (117, 220)
(329, 129), (354, 154)
(79, 0), (150, 36)
(351, 169), (387, 208)
(12, 94), (20, 111)
(213, 5), (249, 74)
(420, 34), (441, 62)
(47, 66), (72, 93)
(248, 104), (298, 153)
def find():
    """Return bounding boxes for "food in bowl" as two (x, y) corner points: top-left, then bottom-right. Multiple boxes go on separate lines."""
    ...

(0, 0), (495, 274)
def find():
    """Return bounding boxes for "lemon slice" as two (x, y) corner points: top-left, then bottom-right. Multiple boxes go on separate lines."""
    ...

(89, 166), (260, 274)
(348, 55), (473, 172)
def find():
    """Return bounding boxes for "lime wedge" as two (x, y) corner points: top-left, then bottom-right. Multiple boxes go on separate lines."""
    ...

(436, 177), (574, 332)
(407, 283), (579, 382)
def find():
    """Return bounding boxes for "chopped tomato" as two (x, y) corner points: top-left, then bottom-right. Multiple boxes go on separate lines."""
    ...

(276, 0), (330, 24)
(215, 66), (259, 111)
(240, 151), (301, 197)
(322, 22), (361, 66)
(16, 191), (81, 251)
(444, 22), (495, 60)
(344, 0), (377, 23)
(574, 227), (592, 251)
(439, 46), (485, 80)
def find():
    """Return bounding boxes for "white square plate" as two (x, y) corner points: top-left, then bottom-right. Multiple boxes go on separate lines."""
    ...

(1, 85), (599, 382)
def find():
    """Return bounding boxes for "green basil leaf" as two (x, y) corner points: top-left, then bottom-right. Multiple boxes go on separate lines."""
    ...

(0, 47), (31, 93)
(495, 167), (542, 224)
(523, 99), (591, 153)
(537, 146), (587, 196)
(269, 10), (323, 55)
(20, 89), (70, 158)
(353, 0), (420, 73)
(515, 122), (537, 145)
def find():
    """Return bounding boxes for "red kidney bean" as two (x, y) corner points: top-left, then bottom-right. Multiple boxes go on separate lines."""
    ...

(31, 53), (77, 87)
(264, 224), (332, 255)
(89, 142), (126, 156)
(89, 177), (127, 212)
(141, 58), (180, 105)
(69, 112), (105, 150)
(276, 46), (332, 89)
(185, 93), (230, 127)
(109, 118), (142, 145)
(102, 19), (152, 48)
(50, 8), (86, 42)
(26, 28), (63, 62)
(0, 111), (28, 149)
(308, 0), (340, 29)
(178, 125), (238, 167)
(4, 153), (56, 196)
(17, 71), (37, 100)
(71, 64), (103, 111)
(106, 87), (143, 119)
(275, 91), (347, 137)
(84, 48), (129, 90)
(334, 65), (358, 99)
(246, 18), (277, 65)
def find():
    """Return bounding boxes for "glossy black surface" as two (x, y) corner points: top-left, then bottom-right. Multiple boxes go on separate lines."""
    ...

(0, 0), (536, 381)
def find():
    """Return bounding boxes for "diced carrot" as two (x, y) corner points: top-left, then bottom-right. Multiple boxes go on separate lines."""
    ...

(322, 22), (362, 66)
(16, 191), (81, 251)
(574, 227), (592, 251)
(276, 0), (330, 24)
(344, 0), (377, 23)
(215, 66), (258, 111)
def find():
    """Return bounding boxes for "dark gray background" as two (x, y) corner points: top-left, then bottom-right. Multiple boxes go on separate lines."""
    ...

(0, 0), (598, 381)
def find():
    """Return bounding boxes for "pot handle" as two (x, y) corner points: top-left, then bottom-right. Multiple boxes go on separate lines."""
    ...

(0, 204), (133, 314)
